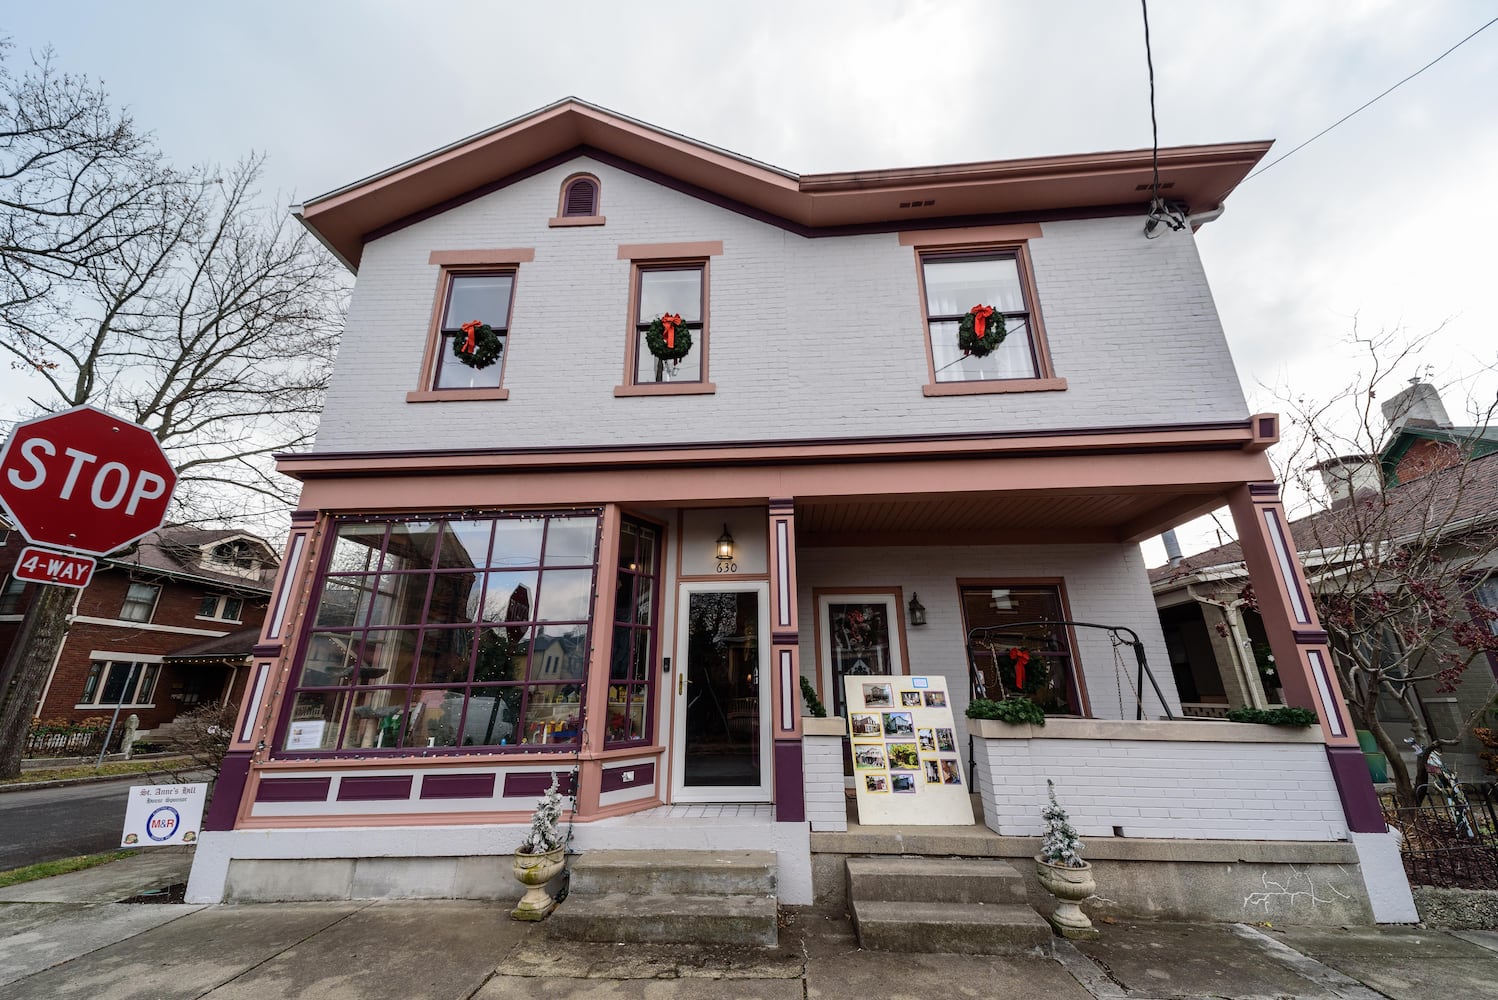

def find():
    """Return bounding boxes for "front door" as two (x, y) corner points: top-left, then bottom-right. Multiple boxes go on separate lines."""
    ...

(671, 581), (771, 802)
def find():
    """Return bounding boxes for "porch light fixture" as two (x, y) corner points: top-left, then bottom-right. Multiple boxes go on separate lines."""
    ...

(908, 593), (927, 627)
(715, 525), (735, 563)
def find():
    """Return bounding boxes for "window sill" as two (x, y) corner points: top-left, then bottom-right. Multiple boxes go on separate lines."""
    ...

(548, 215), (606, 227)
(406, 388), (510, 403)
(195, 615), (243, 624)
(923, 377), (1067, 397)
(77, 703), (155, 710)
(613, 382), (717, 397)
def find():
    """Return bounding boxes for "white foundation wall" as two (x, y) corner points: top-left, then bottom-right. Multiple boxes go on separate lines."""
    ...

(794, 541), (1181, 754)
(313, 157), (1249, 454)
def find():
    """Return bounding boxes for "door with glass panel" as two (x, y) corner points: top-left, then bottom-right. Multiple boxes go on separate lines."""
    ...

(671, 581), (771, 802)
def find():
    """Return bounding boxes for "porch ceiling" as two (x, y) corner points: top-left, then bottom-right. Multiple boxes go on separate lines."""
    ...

(796, 488), (1225, 546)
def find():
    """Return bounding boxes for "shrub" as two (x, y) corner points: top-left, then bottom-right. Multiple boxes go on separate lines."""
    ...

(1225, 706), (1319, 727)
(799, 675), (827, 718)
(966, 697), (1046, 726)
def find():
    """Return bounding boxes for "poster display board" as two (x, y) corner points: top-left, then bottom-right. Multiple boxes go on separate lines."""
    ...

(844, 674), (975, 826)
(121, 782), (207, 847)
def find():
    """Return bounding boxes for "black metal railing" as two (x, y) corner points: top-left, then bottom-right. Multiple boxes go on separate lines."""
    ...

(1384, 791), (1498, 889)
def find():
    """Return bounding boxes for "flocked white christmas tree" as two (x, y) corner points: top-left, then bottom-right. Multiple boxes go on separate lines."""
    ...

(1039, 778), (1086, 868)
(519, 775), (566, 855)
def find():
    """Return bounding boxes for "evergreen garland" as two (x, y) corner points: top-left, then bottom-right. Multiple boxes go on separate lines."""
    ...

(452, 321), (503, 369)
(1039, 779), (1086, 868)
(800, 675), (828, 718)
(645, 313), (693, 362)
(957, 304), (1008, 357)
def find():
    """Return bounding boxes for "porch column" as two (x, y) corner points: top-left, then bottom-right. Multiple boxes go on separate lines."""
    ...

(1227, 483), (1383, 833)
(575, 503), (623, 818)
(767, 498), (804, 822)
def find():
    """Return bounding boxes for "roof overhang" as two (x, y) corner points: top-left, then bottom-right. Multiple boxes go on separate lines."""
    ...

(296, 98), (1272, 271)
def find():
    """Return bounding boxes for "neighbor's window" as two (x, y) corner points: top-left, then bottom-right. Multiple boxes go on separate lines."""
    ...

(80, 660), (161, 707)
(0, 576), (25, 615)
(198, 594), (245, 621)
(433, 271), (515, 391)
(959, 584), (1082, 715)
(634, 264), (705, 384)
(278, 511), (601, 755)
(605, 519), (661, 747)
(1475, 576), (1498, 636)
(119, 583), (161, 623)
(922, 251), (1042, 383)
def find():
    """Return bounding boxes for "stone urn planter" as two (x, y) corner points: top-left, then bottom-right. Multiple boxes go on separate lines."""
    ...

(511, 845), (566, 921)
(1035, 858), (1098, 940)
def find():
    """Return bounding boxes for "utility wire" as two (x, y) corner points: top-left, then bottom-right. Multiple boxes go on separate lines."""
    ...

(1246, 15), (1498, 182)
(1141, 0), (1184, 236)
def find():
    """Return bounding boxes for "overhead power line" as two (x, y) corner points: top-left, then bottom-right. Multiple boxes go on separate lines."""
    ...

(1246, 15), (1498, 182)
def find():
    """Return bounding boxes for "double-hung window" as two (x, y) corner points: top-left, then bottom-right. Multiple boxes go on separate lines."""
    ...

(433, 272), (514, 391)
(80, 660), (161, 707)
(634, 265), (705, 385)
(120, 583), (160, 623)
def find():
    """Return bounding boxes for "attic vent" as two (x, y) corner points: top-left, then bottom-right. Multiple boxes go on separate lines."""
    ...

(561, 176), (599, 217)
(1134, 181), (1175, 192)
(898, 199), (937, 209)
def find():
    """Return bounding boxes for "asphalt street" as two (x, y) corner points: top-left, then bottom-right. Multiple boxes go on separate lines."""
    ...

(0, 777), (134, 869)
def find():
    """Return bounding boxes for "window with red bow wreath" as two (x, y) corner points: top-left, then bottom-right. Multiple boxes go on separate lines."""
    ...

(957, 304), (1007, 358)
(645, 312), (693, 363)
(453, 320), (503, 369)
(996, 647), (1047, 699)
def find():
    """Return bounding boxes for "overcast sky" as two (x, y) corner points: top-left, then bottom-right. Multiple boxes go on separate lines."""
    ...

(5, 1), (1496, 561)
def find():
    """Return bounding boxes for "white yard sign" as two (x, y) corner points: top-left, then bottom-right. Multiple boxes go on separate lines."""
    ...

(121, 783), (207, 847)
(844, 675), (975, 826)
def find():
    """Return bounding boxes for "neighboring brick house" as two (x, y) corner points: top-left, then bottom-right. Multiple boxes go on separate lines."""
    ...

(1, 525), (277, 734)
(185, 100), (1413, 924)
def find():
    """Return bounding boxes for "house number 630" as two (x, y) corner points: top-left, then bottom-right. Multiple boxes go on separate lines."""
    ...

(716, 561), (738, 574)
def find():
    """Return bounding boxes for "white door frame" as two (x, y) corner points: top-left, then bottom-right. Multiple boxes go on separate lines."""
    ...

(671, 579), (772, 803)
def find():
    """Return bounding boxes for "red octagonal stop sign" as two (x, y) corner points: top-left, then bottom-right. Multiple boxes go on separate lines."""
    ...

(0, 405), (177, 557)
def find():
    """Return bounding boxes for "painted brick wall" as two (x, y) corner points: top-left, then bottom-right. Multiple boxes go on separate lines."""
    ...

(973, 734), (1348, 841)
(312, 157), (1249, 454)
(802, 734), (848, 832)
(794, 541), (1181, 753)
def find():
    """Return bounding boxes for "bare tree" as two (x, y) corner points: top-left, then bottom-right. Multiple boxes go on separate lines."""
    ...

(0, 44), (346, 779)
(1270, 326), (1498, 806)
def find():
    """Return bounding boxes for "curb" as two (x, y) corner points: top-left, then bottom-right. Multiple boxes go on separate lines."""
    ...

(0, 767), (192, 795)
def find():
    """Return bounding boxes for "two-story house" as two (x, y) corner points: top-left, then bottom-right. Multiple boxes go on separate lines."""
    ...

(2, 525), (277, 737)
(187, 100), (1412, 927)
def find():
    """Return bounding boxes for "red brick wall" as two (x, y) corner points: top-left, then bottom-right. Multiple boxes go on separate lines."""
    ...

(1394, 439), (1463, 484)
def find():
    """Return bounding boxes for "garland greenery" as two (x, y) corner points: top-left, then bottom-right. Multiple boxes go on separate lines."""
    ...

(799, 675), (827, 718)
(966, 697), (1046, 726)
(453, 321), (502, 369)
(645, 313), (693, 362)
(957, 304), (1007, 358)
(1225, 706), (1319, 727)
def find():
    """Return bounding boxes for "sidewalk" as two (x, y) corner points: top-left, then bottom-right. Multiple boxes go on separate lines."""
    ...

(1, 853), (1495, 999)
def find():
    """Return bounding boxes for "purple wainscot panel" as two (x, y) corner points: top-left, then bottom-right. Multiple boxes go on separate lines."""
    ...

(503, 771), (576, 798)
(600, 761), (654, 793)
(774, 739), (805, 823)
(420, 773), (498, 800)
(254, 777), (332, 803)
(204, 751), (253, 831)
(1326, 745), (1386, 833)
(336, 775), (414, 801)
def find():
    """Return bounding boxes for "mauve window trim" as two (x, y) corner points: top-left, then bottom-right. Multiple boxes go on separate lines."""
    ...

(603, 517), (664, 749)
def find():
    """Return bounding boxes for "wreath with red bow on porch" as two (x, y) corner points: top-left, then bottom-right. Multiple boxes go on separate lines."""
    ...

(645, 313), (693, 363)
(996, 647), (1048, 698)
(957, 304), (1008, 358)
(452, 320), (503, 369)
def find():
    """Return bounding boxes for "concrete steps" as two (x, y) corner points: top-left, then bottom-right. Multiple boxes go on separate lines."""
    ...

(846, 857), (1051, 955)
(549, 850), (778, 947)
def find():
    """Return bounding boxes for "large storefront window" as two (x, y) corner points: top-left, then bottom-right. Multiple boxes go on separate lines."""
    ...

(278, 512), (600, 755)
(959, 584), (1083, 715)
(605, 519), (661, 746)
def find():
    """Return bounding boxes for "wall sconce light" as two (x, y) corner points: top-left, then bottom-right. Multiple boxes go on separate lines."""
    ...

(908, 592), (927, 627)
(715, 524), (735, 563)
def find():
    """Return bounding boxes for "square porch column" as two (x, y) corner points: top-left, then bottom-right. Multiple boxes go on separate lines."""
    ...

(1228, 483), (1384, 833)
(767, 498), (805, 822)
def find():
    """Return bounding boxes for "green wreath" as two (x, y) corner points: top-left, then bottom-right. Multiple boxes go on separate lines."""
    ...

(957, 304), (1007, 358)
(453, 321), (503, 370)
(645, 313), (693, 362)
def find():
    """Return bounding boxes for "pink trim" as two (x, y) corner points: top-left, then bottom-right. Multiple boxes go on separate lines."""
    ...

(406, 388), (510, 403)
(617, 241), (724, 259)
(427, 249), (534, 265)
(923, 378), (1068, 396)
(548, 215), (606, 227)
(613, 382), (716, 397)
(899, 224), (1044, 245)
(557, 171), (601, 218)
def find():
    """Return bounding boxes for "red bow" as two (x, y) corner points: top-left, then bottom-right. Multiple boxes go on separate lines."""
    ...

(1008, 647), (1030, 689)
(660, 313), (683, 350)
(460, 320), (482, 354)
(970, 305), (996, 339)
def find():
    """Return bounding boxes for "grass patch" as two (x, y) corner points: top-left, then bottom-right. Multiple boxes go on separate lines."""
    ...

(0, 849), (138, 888)
(2, 759), (174, 786)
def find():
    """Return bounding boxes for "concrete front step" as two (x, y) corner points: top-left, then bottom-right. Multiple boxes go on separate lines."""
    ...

(549, 891), (778, 946)
(566, 849), (776, 897)
(845, 856), (1028, 905)
(851, 899), (1052, 955)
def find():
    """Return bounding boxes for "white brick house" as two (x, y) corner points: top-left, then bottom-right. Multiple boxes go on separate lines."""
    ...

(188, 99), (1411, 923)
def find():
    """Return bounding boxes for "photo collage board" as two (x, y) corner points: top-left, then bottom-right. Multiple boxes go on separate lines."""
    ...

(843, 674), (976, 826)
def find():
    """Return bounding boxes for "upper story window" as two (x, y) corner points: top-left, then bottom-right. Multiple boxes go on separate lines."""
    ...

(198, 594), (245, 622)
(550, 173), (605, 227)
(434, 271), (515, 391)
(0, 576), (26, 615)
(120, 582), (161, 623)
(634, 265), (705, 385)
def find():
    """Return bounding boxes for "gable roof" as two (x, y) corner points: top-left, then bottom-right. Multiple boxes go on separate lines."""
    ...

(104, 525), (278, 592)
(295, 97), (1272, 270)
(1381, 425), (1498, 484)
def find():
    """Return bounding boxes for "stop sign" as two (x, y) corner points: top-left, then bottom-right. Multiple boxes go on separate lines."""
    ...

(0, 405), (176, 557)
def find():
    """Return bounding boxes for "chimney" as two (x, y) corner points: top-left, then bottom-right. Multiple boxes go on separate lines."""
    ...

(1160, 529), (1184, 568)
(1313, 454), (1381, 505)
(1381, 380), (1452, 433)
